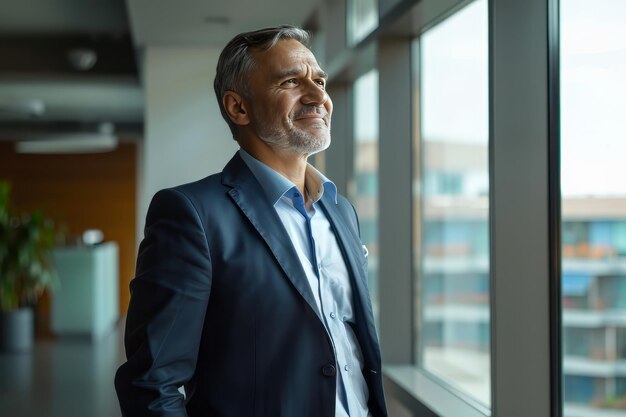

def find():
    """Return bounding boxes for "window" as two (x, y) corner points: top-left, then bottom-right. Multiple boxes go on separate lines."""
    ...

(561, 0), (626, 415)
(347, 0), (378, 45)
(353, 69), (380, 326)
(415, 0), (490, 406)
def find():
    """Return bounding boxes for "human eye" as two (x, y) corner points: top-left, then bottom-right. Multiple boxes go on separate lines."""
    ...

(281, 78), (298, 86)
(315, 79), (326, 89)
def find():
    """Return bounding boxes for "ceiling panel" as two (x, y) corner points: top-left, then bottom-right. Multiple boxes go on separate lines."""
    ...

(127, 0), (318, 47)
(0, 0), (129, 34)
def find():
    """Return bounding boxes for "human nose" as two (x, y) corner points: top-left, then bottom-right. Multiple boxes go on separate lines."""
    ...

(301, 79), (328, 106)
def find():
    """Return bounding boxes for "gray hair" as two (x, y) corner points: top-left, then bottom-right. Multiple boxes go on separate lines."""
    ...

(214, 25), (311, 139)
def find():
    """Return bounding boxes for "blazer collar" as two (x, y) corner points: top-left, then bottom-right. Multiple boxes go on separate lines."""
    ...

(237, 148), (338, 207)
(222, 153), (323, 321)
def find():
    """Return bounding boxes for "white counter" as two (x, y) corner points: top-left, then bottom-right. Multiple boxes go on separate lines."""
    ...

(51, 242), (119, 340)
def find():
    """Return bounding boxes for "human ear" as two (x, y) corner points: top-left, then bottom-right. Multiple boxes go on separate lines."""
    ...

(222, 92), (250, 126)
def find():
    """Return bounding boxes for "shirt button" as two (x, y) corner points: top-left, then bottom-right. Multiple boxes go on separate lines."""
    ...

(330, 312), (336, 319)
(344, 365), (350, 372)
(322, 364), (336, 377)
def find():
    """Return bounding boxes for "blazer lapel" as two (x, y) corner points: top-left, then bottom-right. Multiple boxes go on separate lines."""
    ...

(319, 194), (382, 362)
(222, 153), (323, 322)
(318, 194), (370, 305)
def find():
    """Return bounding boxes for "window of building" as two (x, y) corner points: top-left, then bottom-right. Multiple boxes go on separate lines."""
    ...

(561, 0), (626, 415)
(353, 69), (380, 326)
(414, 0), (490, 406)
(347, 0), (378, 45)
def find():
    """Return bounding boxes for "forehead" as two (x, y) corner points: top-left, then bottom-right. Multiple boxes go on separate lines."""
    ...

(252, 39), (322, 76)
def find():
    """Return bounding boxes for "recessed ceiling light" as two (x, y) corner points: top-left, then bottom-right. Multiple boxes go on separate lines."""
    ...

(67, 48), (98, 71)
(15, 133), (118, 154)
(15, 123), (118, 154)
(0, 97), (45, 119)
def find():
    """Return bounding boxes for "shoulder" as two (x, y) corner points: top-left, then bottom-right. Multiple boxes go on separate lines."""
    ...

(172, 172), (226, 199)
(147, 173), (227, 220)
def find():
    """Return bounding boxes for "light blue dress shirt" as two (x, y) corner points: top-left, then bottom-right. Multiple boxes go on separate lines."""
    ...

(239, 149), (371, 417)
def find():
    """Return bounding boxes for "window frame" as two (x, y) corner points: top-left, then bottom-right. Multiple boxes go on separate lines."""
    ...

(318, 0), (562, 415)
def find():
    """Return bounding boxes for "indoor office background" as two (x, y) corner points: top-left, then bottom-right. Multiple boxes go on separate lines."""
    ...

(0, 0), (624, 416)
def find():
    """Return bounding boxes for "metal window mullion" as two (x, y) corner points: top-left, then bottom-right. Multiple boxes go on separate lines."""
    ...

(547, 0), (563, 415)
(378, 37), (414, 364)
(489, 0), (554, 416)
(325, 84), (354, 196)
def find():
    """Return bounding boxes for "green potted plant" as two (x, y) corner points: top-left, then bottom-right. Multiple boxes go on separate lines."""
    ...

(0, 180), (56, 352)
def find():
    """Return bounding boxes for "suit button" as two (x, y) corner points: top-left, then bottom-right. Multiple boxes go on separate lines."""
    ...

(322, 364), (336, 377)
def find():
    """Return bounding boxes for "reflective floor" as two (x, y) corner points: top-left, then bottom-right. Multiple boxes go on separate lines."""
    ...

(0, 324), (125, 417)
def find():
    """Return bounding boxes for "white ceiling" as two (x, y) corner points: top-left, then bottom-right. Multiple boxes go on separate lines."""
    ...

(127, 0), (318, 47)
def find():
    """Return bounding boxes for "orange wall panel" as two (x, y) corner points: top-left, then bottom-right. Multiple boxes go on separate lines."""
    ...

(0, 141), (137, 324)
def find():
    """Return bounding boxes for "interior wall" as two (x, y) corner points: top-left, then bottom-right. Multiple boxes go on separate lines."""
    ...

(140, 46), (238, 243)
(0, 141), (137, 327)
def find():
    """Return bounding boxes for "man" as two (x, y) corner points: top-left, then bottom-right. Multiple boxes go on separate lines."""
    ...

(115, 25), (387, 417)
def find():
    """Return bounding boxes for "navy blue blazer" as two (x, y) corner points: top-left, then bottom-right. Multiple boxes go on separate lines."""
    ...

(115, 152), (387, 417)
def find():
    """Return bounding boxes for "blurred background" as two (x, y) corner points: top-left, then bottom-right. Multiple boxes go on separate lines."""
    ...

(0, 0), (625, 417)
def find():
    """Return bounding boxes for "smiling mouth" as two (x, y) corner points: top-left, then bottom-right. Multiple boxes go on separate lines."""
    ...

(294, 117), (328, 129)
(295, 114), (324, 120)
(292, 106), (328, 121)
(292, 112), (328, 127)
(295, 116), (327, 125)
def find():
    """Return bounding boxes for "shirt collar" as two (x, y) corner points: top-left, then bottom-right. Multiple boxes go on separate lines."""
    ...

(239, 148), (338, 206)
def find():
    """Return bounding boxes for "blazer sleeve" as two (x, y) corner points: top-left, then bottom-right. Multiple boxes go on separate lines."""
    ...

(115, 188), (212, 417)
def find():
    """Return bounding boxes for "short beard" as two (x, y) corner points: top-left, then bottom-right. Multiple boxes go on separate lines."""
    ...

(258, 121), (331, 156)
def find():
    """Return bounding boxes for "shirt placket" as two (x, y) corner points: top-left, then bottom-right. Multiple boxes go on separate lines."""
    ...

(290, 189), (352, 417)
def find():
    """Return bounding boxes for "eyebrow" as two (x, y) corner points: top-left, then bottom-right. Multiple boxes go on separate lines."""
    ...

(274, 67), (328, 81)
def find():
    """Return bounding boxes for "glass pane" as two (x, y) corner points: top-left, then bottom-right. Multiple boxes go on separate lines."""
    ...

(415, 0), (490, 406)
(561, 0), (626, 415)
(347, 0), (378, 45)
(353, 69), (380, 327)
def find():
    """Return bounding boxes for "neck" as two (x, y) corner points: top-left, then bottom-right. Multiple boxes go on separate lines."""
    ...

(240, 139), (309, 196)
